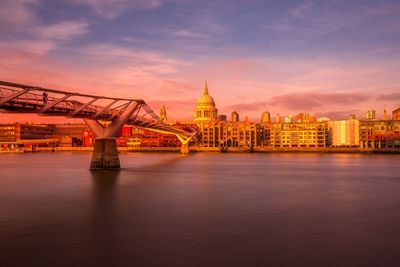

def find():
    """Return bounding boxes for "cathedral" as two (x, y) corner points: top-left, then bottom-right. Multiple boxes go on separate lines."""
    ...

(159, 81), (261, 149)
(194, 81), (218, 123)
(192, 81), (259, 148)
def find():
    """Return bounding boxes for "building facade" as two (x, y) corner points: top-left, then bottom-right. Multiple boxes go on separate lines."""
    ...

(270, 121), (328, 148)
(0, 123), (55, 142)
(261, 111), (271, 123)
(328, 119), (360, 147)
(393, 108), (400, 120)
(359, 119), (400, 149)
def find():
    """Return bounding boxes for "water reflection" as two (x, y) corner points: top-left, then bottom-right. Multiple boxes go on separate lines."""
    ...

(90, 170), (120, 266)
(1, 153), (400, 266)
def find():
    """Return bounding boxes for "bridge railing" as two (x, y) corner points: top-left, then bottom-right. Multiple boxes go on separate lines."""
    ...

(0, 84), (125, 118)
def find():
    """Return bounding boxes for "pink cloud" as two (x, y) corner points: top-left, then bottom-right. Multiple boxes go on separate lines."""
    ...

(1, 43), (399, 123)
(378, 93), (400, 102)
(0, 0), (38, 28)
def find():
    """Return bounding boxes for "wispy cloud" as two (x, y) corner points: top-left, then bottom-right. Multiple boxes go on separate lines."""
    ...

(173, 30), (208, 38)
(0, 40), (56, 55)
(3, 20), (90, 55)
(0, 0), (90, 55)
(68, 0), (162, 19)
(0, 0), (38, 28)
(378, 93), (400, 101)
(32, 21), (89, 40)
(80, 43), (183, 65)
(120, 37), (147, 43)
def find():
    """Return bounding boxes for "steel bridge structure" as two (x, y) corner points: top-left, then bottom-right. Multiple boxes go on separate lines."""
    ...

(0, 80), (195, 169)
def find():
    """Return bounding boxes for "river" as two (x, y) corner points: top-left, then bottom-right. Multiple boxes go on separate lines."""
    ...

(1, 152), (400, 266)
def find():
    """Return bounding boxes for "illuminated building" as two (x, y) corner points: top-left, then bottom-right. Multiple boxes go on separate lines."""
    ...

(393, 107), (400, 120)
(0, 124), (18, 142)
(197, 120), (259, 149)
(328, 118), (360, 147)
(275, 113), (282, 123)
(231, 111), (239, 122)
(383, 106), (388, 120)
(365, 109), (376, 120)
(284, 114), (293, 123)
(295, 113), (316, 123)
(191, 83), (260, 148)
(53, 123), (87, 138)
(0, 123), (55, 142)
(194, 81), (218, 123)
(217, 115), (227, 121)
(221, 119), (258, 148)
(261, 111), (271, 123)
(270, 116), (328, 148)
(359, 119), (400, 149)
(160, 105), (167, 122)
(258, 122), (272, 146)
(82, 129), (94, 147)
(0, 123), (57, 150)
(197, 121), (221, 148)
(52, 123), (87, 146)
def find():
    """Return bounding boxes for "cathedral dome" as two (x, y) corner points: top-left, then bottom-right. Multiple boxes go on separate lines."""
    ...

(194, 81), (218, 123)
(197, 86), (215, 106)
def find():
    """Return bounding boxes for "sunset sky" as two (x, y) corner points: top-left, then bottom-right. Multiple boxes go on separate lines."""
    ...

(1, 0), (400, 122)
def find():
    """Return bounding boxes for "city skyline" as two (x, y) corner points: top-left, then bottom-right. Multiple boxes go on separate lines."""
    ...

(1, 0), (400, 122)
(0, 79), (396, 124)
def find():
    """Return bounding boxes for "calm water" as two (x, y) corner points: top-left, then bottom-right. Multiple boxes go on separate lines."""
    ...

(1, 152), (400, 267)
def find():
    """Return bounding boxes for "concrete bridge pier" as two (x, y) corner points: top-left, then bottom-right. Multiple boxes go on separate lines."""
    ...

(90, 138), (120, 169)
(84, 102), (139, 170)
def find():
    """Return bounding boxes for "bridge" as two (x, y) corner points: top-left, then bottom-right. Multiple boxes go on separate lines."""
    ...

(0, 80), (196, 169)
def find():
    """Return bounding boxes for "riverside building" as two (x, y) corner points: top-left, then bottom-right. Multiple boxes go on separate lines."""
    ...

(270, 113), (328, 148)
(328, 116), (360, 147)
(0, 123), (55, 142)
(359, 119), (400, 149)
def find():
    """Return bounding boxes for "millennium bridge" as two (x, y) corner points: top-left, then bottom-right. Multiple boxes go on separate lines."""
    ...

(0, 80), (196, 169)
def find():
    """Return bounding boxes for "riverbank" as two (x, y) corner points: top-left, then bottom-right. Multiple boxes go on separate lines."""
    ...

(2, 146), (400, 154)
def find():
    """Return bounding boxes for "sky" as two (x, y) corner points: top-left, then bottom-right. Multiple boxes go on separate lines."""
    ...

(1, 0), (400, 122)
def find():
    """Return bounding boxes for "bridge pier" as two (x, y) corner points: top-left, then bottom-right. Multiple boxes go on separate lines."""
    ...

(176, 133), (195, 155)
(90, 138), (120, 169)
(181, 143), (190, 154)
(84, 101), (140, 170)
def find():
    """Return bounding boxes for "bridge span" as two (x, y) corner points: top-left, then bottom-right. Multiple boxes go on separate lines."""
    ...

(0, 80), (196, 169)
